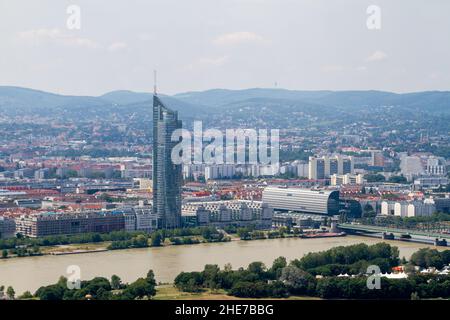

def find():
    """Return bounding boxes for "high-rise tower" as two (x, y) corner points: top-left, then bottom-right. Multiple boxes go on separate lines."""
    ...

(152, 95), (182, 229)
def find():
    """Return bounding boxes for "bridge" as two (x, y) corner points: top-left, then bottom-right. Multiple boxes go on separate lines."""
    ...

(338, 223), (450, 240)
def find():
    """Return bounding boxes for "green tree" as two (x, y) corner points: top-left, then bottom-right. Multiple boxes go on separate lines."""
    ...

(150, 232), (162, 247)
(279, 266), (315, 295)
(6, 286), (15, 299)
(202, 264), (220, 288)
(270, 256), (287, 278)
(35, 284), (65, 300)
(229, 281), (269, 298)
(388, 175), (407, 184)
(1, 249), (7, 259)
(410, 248), (444, 269)
(18, 291), (33, 299)
(146, 270), (157, 288)
(362, 204), (376, 218)
(110, 275), (122, 290)
(247, 261), (266, 276)
(122, 277), (156, 299)
(95, 288), (110, 300)
(364, 173), (385, 183)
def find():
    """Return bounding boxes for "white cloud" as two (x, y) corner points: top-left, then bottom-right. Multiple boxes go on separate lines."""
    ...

(107, 42), (128, 52)
(137, 33), (154, 41)
(184, 56), (229, 71)
(320, 64), (344, 73)
(18, 28), (100, 49)
(213, 31), (265, 46)
(356, 66), (368, 72)
(366, 50), (388, 62)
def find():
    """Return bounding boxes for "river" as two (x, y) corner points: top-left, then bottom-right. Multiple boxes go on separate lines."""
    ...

(0, 236), (441, 294)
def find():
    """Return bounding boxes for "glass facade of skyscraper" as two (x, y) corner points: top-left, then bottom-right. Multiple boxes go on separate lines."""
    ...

(152, 95), (183, 228)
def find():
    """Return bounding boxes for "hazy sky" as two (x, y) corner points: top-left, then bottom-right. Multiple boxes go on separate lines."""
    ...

(0, 0), (449, 95)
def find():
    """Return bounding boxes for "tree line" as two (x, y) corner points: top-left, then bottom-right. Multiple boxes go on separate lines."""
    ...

(31, 271), (156, 300)
(0, 226), (230, 257)
(174, 243), (450, 299)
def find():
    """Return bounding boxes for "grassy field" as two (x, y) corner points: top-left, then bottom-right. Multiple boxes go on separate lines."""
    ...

(153, 285), (321, 300)
(40, 242), (110, 254)
(154, 285), (236, 300)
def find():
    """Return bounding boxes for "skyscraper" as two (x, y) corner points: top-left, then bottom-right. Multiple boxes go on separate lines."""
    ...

(152, 95), (183, 229)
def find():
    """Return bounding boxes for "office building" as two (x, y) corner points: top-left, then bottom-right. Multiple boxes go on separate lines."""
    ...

(400, 156), (424, 181)
(371, 150), (385, 167)
(15, 212), (125, 238)
(381, 201), (396, 216)
(308, 157), (326, 180)
(433, 198), (450, 213)
(308, 155), (353, 180)
(381, 200), (436, 217)
(183, 164), (207, 180)
(152, 95), (183, 229)
(205, 164), (236, 180)
(425, 156), (446, 176)
(0, 217), (16, 239)
(182, 200), (273, 228)
(262, 187), (340, 215)
(34, 168), (50, 180)
(123, 205), (158, 233)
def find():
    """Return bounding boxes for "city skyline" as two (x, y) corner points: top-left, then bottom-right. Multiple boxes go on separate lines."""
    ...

(1, 0), (450, 306)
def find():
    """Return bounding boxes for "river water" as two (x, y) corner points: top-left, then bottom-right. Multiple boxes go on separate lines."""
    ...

(0, 236), (440, 294)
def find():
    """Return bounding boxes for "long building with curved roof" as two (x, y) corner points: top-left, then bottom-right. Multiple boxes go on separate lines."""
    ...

(262, 187), (340, 215)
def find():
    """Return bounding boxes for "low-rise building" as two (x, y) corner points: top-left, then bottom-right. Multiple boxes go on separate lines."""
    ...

(330, 174), (365, 185)
(413, 176), (449, 190)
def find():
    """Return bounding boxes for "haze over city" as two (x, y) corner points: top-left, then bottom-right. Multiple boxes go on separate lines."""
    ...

(1, 0), (450, 95)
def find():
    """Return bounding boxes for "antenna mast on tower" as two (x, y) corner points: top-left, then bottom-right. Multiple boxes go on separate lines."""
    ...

(153, 70), (157, 95)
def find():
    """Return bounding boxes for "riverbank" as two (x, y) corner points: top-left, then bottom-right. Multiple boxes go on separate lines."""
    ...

(0, 231), (342, 260)
(0, 235), (443, 295)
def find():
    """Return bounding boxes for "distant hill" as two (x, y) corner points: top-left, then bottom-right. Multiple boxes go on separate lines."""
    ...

(100, 90), (153, 105)
(174, 88), (450, 112)
(0, 86), (107, 110)
(0, 86), (449, 118)
(0, 87), (207, 119)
